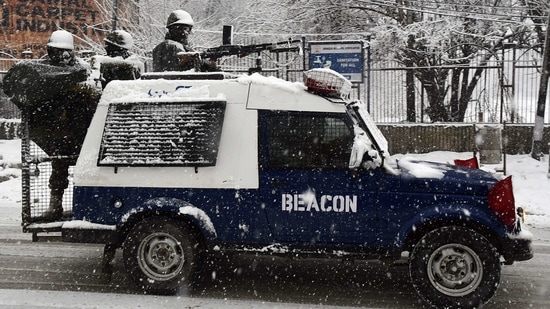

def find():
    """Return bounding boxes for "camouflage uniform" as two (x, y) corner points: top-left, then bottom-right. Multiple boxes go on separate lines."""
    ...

(98, 30), (142, 89)
(3, 31), (100, 220)
(152, 10), (217, 72)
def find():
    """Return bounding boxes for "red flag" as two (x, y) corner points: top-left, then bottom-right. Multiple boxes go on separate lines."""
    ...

(454, 157), (479, 169)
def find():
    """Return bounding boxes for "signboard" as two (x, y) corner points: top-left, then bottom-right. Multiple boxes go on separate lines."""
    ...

(309, 40), (364, 83)
(0, 0), (135, 59)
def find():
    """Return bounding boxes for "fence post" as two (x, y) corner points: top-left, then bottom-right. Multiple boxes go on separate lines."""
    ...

(366, 34), (371, 112)
(531, 15), (550, 160)
(20, 110), (31, 228)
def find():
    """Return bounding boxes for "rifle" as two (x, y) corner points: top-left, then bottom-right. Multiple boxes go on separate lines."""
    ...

(197, 39), (302, 74)
(200, 39), (302, 59)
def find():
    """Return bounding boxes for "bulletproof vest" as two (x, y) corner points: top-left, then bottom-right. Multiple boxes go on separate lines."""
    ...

(100, 61), (141, 89)
(152, 40), (198, 72)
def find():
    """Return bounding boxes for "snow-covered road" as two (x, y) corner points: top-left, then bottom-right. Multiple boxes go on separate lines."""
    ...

(2, 139), (550, 308)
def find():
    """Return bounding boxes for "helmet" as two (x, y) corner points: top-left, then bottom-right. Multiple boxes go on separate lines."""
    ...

(46, 30), (74, 50)
(166, 10), (194, 28)
(104, 30), (134, 50)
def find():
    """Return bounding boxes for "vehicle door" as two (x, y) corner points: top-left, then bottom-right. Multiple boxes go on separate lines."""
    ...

(258, 110), (380, 245)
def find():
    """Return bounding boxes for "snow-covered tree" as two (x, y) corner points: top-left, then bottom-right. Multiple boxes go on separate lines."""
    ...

(327, 0), (547, 122)
(84, 0), (548, 123)
(248, 0), (546, 122)
(366, 0), (549, 122)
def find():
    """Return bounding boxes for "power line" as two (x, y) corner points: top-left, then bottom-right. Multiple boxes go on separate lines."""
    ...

(198, 1), (548, 38)
(351, 0), (548, 26)
(375, 0), (548, 12)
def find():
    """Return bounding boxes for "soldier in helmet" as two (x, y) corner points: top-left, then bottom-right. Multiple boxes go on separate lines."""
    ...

(152, 10), (217, 72)
(46, 30), (77, 66)
(4, 30), (100, 220)
(104, 30), (133, 58)
(92, 30), (143, 89)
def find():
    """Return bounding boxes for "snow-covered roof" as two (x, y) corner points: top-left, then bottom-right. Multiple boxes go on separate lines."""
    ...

(100, 73), (347, 114)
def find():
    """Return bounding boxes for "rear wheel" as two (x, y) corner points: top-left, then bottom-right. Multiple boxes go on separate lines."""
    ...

(123, 217), (200, 294)
(409, 226), (501, 309)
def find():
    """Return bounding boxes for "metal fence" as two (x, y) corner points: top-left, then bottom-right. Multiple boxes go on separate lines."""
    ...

(369, 47), (544, 124)
(20, 113), (75, 228)
(0, 45), (546, 124)
(208, 42), (545, 125)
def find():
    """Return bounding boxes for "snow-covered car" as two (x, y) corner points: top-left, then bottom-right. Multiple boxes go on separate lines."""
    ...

(61, 69), (532, 308)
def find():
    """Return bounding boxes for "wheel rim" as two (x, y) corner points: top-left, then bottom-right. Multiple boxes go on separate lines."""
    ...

(137, 232), (185, 281)
(427, 243), (483, 297)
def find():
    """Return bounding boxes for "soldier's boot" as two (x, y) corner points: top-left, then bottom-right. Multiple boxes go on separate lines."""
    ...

(43, 192), (64, 220)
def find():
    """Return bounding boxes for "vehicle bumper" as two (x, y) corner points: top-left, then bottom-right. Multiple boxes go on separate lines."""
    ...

(502, 227), (534, 264)
(61, 221), (120, 245)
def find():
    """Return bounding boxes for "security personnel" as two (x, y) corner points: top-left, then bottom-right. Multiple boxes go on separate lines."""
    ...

(4, 30), (100, 220)
(152, 10), (216, 72)
(104, 29), (133, 58)
(95, 30), (143, 88)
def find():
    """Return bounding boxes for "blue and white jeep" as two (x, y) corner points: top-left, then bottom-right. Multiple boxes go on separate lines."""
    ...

(62, 69), (532, 308)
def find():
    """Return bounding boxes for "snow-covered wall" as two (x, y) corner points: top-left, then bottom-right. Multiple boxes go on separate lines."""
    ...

(378, 124), (550, 155)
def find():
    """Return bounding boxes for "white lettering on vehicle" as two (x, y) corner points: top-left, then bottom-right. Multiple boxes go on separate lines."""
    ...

(282, 193), (357, 213)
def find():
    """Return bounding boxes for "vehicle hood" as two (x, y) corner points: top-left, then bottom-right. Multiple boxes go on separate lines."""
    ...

(394, 158), (498, 195)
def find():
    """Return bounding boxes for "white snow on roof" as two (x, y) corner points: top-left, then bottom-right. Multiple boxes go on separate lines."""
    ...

(100, 80), (225, 105)
(99, 73), (306, 107)
(306, 67), (349, 80)
(237, 72), (306, 93)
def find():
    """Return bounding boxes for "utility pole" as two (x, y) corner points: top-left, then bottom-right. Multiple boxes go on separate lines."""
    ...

(531, 13), (550, 160)
(111, 0), (119, 31)
(404, 1), (417, 122)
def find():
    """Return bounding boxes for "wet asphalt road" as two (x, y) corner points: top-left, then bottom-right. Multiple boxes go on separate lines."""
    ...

(0, 224), (548, 309)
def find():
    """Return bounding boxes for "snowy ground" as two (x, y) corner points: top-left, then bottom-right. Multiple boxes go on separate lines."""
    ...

(0, 289), (345, 309)
(1, 138), (550, 308)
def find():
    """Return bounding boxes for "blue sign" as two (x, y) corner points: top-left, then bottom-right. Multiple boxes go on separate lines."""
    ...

(309, 41), (364, 83)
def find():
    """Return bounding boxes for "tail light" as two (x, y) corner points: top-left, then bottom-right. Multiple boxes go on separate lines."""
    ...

(488, 176), (516, 227)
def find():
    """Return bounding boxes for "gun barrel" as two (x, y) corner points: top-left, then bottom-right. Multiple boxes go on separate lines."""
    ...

(200, 39), (301, 59)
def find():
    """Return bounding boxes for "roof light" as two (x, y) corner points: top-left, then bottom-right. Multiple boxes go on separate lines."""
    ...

(303, 68), (352, 99)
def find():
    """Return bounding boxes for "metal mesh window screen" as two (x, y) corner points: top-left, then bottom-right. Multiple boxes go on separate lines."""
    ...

(22, 140), (75, 222)
(266, 113), (353, 169)
(99, 101), (226, 167)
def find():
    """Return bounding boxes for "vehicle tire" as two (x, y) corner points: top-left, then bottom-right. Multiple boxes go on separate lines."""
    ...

(409, 226), (501, 309)
(123, 217), (200, 294)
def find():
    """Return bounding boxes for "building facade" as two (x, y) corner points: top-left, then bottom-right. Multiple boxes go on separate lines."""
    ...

(0, 0), (136, 59)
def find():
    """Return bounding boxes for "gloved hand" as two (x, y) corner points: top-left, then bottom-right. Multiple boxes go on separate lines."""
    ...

(178, 52), (199, 66)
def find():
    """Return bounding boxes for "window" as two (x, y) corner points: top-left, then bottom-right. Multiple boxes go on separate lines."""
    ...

(98, 100), (226, 167)
(264, 111), (353, 169)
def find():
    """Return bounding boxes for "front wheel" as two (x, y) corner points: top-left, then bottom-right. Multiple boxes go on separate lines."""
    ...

(123, 217), (200, 294)
(409, 226), (501, 309)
